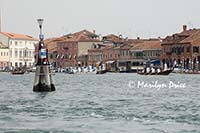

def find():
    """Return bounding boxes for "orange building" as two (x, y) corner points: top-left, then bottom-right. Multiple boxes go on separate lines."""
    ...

(161, 25), (200, 71)
(40, 30), (101, 68)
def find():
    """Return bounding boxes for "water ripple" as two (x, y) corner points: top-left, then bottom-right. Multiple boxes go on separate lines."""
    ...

(0, 73), (200, 132)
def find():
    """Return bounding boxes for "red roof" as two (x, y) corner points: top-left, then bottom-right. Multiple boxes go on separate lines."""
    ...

(162, 28), (200, 45)
(61, 30), (100, 42)
(180, 30), (200, 46)
(102, 34), (124, 43)
(0, 32), (38, 41)
(131, 40), (161, 50)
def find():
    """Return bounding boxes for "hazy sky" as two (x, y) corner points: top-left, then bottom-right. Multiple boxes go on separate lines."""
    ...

(1, 0), (200, 39)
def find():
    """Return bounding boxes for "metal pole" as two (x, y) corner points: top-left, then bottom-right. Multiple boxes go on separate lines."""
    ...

(0, 9), (1, 32)
(39, 26), (42, 39)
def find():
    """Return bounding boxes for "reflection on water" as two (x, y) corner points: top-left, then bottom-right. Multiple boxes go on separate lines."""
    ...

(0, 72), (200, 133)
(34, 92), (49, 99)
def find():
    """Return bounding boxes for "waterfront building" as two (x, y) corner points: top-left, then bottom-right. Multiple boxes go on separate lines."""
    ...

(101, 45), (119, 71)
(130, 39), (162, 69)
(102, 45), (120, 62)
(161, 25), (200, 71)
(0, 32), (38, 68)
(117, 44), (133, 71)
(55, 30), (101, 68)
(87, 37), (162, 72)
(87, 44), (105, 65)
(0, 42), (9, 70)
(130, 39), (161, 61)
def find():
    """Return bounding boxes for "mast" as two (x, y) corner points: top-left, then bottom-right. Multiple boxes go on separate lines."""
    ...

(0, 9), (2, 32)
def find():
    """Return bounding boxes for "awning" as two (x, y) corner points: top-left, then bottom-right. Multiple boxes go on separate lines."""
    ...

(106, 60), (115, 64)
(96, 61), (102, 65)
(145, 59), (160, 65)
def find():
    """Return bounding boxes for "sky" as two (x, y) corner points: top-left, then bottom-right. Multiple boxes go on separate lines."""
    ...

(0, 0), (200, 39)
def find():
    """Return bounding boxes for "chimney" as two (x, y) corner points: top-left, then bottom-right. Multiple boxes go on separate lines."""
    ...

(93, 30), (96, 34)
(183, 25), (187, 31)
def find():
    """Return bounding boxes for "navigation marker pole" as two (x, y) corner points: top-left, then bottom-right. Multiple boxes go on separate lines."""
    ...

(33, 19), (56, 92)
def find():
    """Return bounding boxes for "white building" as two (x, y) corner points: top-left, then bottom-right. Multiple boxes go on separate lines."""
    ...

(0, 42), (9, 70)
(0, 32), (38, 68)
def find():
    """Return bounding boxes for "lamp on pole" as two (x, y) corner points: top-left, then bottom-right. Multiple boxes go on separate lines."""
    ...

(37, 19), (44, 41)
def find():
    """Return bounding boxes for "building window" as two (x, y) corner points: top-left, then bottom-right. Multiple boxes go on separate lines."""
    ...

(24, 51), (28, 57)
(181, 47), (184, 53)
(177, 47), (182, 55)
(50, 54), (53, 59)
(15, 50), (18, 57)
(171, 47), (174, 53)
(15, 41), (18, 46)
(187, 46), (191, 53)
(19, 62), (23, 67)
(15, 62), (18, 67)
(29, 51), (32, 57)
(65, 54), (68, 59)
(193, 46), (199, 53)
(19, 51), (22, 58)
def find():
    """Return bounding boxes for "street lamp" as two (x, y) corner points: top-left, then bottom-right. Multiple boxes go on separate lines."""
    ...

(33, 19), (56, 92)
(37, 19), (44, 41)
(37, 19), (43, 27)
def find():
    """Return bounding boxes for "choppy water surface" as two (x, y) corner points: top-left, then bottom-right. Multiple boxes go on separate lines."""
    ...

(0, 73), (200, 133)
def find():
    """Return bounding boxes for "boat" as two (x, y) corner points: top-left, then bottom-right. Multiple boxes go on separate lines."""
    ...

(156, 69), (173, 75)
(95, 62), (107, 74)
(119, 69), (136, 73)
(137, 68), (173, 75)
(11, 70), (25, 75)
(106, 70), (119, 73)
(11, 67), (26, 75)
(96, 70), (107, 74)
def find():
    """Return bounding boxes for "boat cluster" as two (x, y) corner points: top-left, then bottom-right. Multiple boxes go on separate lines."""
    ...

(6, 61), (175, 76)
(53, 64), (107, 74)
